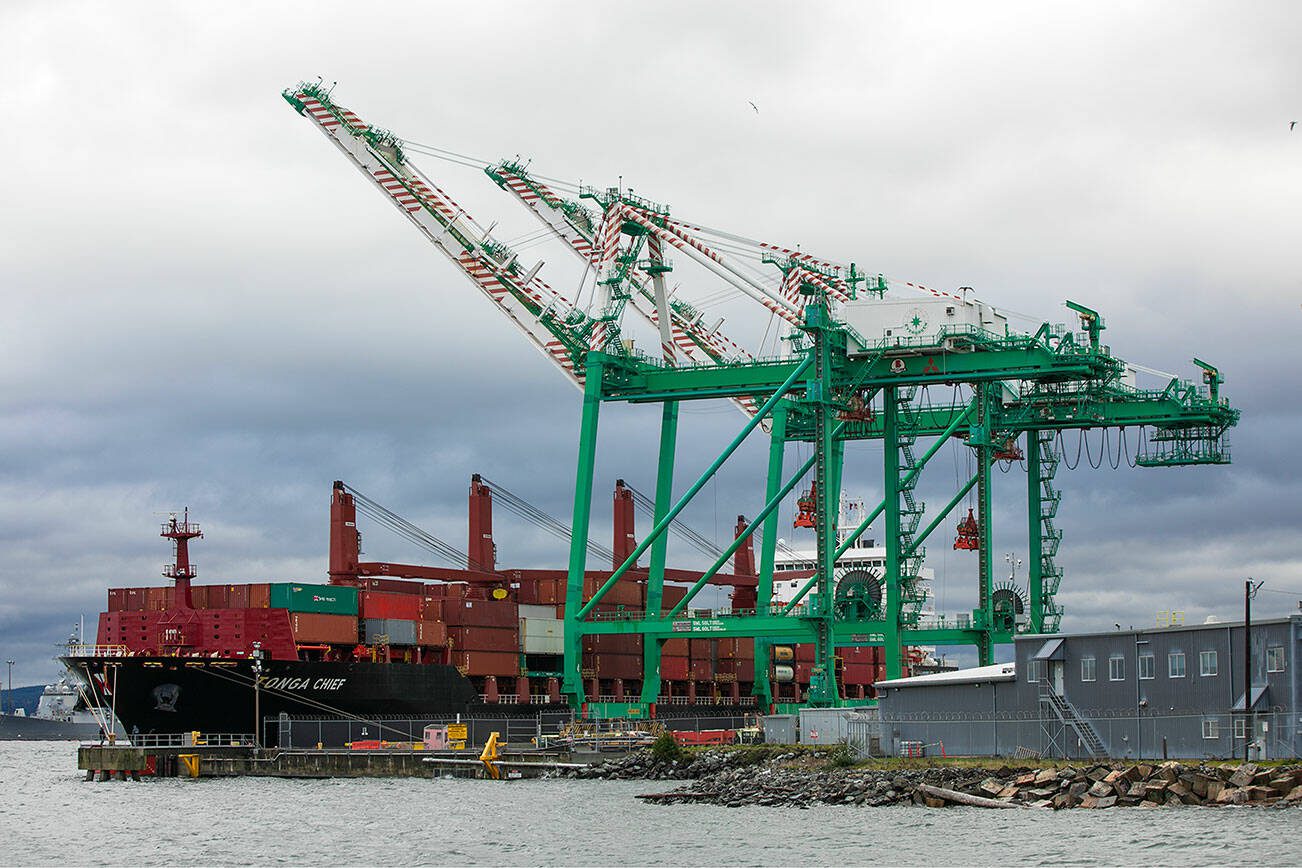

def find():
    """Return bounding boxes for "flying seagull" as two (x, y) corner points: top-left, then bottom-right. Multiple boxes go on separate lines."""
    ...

(749, 101), (759, 114)
(1292, 121), (1297, 130)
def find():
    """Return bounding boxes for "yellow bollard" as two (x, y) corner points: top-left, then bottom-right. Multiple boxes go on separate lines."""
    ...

(479, 731), (502, 780)
(178, 754), (200, 778)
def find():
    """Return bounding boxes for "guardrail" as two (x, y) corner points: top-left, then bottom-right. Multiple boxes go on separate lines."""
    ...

(66, 645), (132, 658)
(112, 732), (255, 748)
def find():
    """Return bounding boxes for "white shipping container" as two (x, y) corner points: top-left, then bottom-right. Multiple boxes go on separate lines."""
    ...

(521, 617), (564, 655)
(518, 604), (560, 620)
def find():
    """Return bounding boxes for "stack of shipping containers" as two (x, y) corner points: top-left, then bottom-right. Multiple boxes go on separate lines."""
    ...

(100, 575), (887, 704)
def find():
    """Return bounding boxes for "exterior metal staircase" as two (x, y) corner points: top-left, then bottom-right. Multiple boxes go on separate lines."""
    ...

(1039, 683), (1107, 759)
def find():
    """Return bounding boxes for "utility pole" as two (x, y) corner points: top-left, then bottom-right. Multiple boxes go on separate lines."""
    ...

(1243, 578), (1263, 763)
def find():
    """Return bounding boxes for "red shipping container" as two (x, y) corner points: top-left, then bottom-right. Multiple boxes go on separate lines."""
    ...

(419, 597), (443, 621)
(842, 663), (872, 684)
(447, 625), (519, 652)
(662, 638), (689, 658)
(736, 660), (755, 681)
(249, 583), (271, 608)
(124, 588), (147, 612)
(515, 581), (536, 604)
(416, 620), (447, 647)
(107, 588), (128, 613)
(660, 657), (689, 681)
(228, 584), (250, 609)
(595, 654), (643, 680)
(588, 633), (642, 655)
(186, 586), (207, 609)
(443, 599), (518, 628)
(689, 639), (711, 659)
(360, 577), (424, 595)
(689, 660), (713, 680)
(145, 587), (168, 611)
(582, 576), (644, 608)
(204, 583), (233, 611)
(795, 644), (815, 662)
(538, 579), (563, 604)
(290, 612), (358, 644)
(454, 650), (518, 677)
(360, 591), (422, 620)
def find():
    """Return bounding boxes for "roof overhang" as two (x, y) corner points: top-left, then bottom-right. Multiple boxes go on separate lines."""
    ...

(1032, 637), (1065, 661)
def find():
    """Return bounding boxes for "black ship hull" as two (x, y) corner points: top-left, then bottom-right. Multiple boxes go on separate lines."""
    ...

(63, 656), (482, 740)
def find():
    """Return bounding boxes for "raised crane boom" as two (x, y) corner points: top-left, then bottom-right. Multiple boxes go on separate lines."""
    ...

(283, 81), (621, 387)
(485, 161), (754, 369)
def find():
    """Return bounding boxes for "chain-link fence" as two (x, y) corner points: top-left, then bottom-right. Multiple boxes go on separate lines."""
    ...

(273, 710), (760, 749)
(853, 710), (1300, 761)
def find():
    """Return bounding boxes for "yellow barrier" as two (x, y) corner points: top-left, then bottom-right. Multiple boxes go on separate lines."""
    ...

(178, 754), (200, 778)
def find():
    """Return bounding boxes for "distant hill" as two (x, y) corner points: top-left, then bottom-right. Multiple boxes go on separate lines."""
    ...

(1, 686), (45, 716)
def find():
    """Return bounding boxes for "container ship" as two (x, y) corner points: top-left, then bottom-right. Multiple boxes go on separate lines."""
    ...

(65, 477), (898, 740)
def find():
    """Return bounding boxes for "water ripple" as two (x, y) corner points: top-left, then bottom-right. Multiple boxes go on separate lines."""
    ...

(3, 743), (1296, 866)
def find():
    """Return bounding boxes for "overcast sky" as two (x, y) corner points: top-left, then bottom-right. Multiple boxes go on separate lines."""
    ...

(2, 2), (1299, 684)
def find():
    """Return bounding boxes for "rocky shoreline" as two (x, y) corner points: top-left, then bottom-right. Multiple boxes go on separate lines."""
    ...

(561, 747), (1302, 809)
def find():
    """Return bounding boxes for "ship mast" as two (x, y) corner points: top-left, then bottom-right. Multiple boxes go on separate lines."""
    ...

(162, 508), (202, 609)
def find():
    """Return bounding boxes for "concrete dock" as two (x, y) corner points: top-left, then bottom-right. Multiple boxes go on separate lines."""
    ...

(79, 742), (596, 781)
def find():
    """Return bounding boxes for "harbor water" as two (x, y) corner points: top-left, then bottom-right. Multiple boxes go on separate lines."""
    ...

(2, 742), (1296, 866)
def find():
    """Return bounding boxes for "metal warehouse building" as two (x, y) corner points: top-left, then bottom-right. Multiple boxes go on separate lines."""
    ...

(875, 615), (1301, 760)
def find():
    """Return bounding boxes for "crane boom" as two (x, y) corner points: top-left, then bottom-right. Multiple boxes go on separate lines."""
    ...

(283, 82), (618, 387)
(486, 162), (755, 366)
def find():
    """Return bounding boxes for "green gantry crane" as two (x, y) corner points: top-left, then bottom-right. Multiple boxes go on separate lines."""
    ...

(286, 81), (1240, 714)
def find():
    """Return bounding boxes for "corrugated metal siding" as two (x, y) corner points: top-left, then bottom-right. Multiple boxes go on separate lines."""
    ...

(880, 618), (1302, 759)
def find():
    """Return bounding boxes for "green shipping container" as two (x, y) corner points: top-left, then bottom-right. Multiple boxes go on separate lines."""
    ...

(269, 583), (358, 616)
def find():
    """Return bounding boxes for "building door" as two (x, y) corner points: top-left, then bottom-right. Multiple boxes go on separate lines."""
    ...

(1049, 661), (1064, 694)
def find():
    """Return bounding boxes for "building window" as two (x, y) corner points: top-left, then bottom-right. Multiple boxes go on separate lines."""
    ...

(1199, 650), (1218, 676)
(1081, 656), (1096, 682)
(1169, 651), (1186, 678)
(1026, 659), (1041, 683)
(1267, 646), (1286, 673)
(1109, 655), (1125, 681)
(1203, 718), (1220, 739)
(1138, 653), (1155, 680)
(1234, 717), (1247, 739)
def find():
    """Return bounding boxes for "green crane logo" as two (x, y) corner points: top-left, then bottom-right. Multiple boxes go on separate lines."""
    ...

(904, 307), (929, 336)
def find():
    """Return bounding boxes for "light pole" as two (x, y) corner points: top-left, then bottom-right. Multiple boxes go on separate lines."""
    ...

(1135, 637), (1150, 760)
(1243, 578), (1263, 763)
(251, 642), (265, 749)
(4, 660), (13, 715)
(105, 663), (120, 744)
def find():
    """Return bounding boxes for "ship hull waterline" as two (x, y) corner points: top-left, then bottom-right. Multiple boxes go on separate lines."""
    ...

(63, 656), (484, 737)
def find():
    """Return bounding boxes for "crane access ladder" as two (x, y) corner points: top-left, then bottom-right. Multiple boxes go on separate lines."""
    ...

(1038, 683), (1108, 759)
